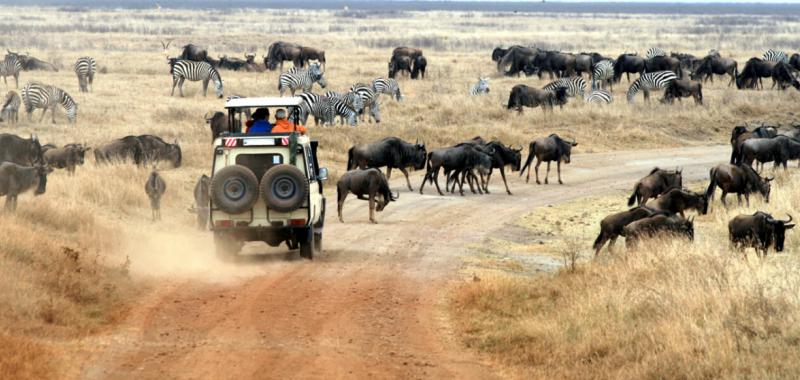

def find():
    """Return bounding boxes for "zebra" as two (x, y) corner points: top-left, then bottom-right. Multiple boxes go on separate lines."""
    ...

(349, 83), (381, 123)
(0, 52), (22, 88)
(372, 78), (403, 101)
(21, 82), (78, 123)
(0, 91), (20, 123)
(763, 49), (789, 63)
(543, 77), (586, 98)
(74, 56), (97, 92)
(591, 60), (615, 91)
(645, 47), (667, 59)
(297, 92), (335, 126)
(169, 59), (223, 98)
(626, 71), (677, 103)
(469, 77), (490, 95)
(584, 89), (613, 104)
(278, 63), (326, 96)
(324, 90), (363, 125)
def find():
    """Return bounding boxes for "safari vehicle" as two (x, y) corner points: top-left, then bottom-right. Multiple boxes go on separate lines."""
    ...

(209, 97), (327, 260)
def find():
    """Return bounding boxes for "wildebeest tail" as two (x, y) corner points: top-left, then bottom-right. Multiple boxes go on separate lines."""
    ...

(705, 167), (717, 199)
(424, 152), (433, 184)
(592, 231), (605, 252)
(346, 147), (355, 170)
(627, 183), (640, 207)
(519, 142), (536, 177)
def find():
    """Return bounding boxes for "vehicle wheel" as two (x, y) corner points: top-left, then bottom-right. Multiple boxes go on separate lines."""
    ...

(210, 165), (259, 214)
(260, 164), (309, 213)
(299, 229), (314, 260)
(214, 234), (241, 261)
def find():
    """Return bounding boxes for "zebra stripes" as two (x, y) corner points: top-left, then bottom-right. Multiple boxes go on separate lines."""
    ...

(278, 64), (326, 96)
(298, 92), (336, 126)
(74, 56), (96, 92)
(626, 71), (678, 103)
(763, 49), (789, 63)
(469, 77), (490, 95)
(169, 59), (223, 98)
(543, 77), (586, 98)
(585, 89), (613, 104)
(21, 82), (77, 123)
(0, 53), (22, 88)
(645, 47), (666, 59)
(591, 60), (614, 91)
(372, 78), (403, 101)
(325, 90), (363, 125)
(1, 91), (20, 123)
(349, 83), (381, 123)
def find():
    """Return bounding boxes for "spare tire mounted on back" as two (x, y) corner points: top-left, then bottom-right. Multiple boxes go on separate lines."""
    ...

(260, 164), (309, 213)
(210, 165), (259, 214)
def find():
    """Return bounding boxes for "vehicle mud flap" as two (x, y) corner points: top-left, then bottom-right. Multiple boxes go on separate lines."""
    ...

(300, 227), (314, 260)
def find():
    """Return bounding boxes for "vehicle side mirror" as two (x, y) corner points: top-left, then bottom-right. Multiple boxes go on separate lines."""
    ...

(317, 167), (329, 181)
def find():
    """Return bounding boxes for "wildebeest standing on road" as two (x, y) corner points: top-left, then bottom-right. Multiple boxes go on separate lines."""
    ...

(519, 134), (578, 185)
(419, 144), (491, 196)
(337, 168), (398, 224)
(145, 170), (166, 221)
(482, 141), (522, 195)
(729, 212), (794, 258)
(189, 174), (210, 230)
(729, 124), (778, 164)
(706, 163), (772, 207)
(0, 162), (51, 211)
(627, 167), (683, 206)
(347, 137), (427, 191)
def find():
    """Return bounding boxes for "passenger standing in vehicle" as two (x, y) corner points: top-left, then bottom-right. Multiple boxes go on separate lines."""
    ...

(247, 108), (272, 134)
(270, 108), (307, 134)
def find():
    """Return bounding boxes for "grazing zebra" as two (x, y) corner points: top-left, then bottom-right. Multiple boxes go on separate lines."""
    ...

(298, 92), (336, 126)
(278, 64), (326, 96)
(74, 56), (96, 92)
(372, 78), (403, 101)
(1, 91), (20, 123)
(0, 52), (22, 88)
(645, 47), (667, 59)
(763, 49), (789, 63)
(21, 82), (78, 123)
(350, 83), (381, 123)
(626, 71), (678, 103)
(591, 60), (615, 91)
(469, 77), (490, 95)
(584, 89), (613, 104)
(169, 59), (223, 98)
(324, 90), (364, 125)
(543, 77), (586, 98)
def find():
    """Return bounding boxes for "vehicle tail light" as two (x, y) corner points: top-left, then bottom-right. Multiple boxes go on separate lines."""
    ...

(288, 219), (306, 226)
(215, 220), (233, 228)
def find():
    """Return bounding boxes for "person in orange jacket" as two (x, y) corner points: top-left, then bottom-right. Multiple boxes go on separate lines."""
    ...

(271, 108), (307, 134)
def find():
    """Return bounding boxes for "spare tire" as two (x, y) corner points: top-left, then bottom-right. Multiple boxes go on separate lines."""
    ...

(260, 164), (308, 213)
(210, 165), (259, 214)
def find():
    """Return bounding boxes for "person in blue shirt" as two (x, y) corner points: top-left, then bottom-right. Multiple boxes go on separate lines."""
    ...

(247, 108), (272, 134)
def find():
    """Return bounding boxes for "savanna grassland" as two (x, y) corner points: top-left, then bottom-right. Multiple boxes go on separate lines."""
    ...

(1, 5), (800, 378)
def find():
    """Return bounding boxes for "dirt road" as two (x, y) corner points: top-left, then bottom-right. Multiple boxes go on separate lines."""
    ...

(80, 145), (728, 379)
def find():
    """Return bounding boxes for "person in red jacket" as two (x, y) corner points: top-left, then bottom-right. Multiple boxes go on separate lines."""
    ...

(271, 108), (307, 134)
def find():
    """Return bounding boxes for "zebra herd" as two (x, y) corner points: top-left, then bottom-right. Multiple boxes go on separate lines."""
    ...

(295, 78), (399, 126)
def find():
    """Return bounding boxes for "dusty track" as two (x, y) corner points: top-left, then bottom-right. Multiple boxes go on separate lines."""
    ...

(80, 145), (728, 379)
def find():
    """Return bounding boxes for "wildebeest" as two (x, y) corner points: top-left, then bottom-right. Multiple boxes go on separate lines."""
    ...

(392, 47), (423, 60)
(17, 53), (58, 72)
(736, 58), (777, 89)
(729, 124), (779, 164)
(42, 143), (90, 174)
(411, 55), (427, 79)
(299, 46), (326, 71)
(519, 134), (578, 185)
(419, 144), (491, 196)
(205, 111), (227, 142)
(0, 133), (42, 166)
(388, 55), (413, 79)
(771, 62), (800, 91)
(524, 50), (577, 79)
(593, 206), (666, 255)
(706, 164), (772, 207)
(189, 174), (210, 230)
(624, 214), (694, 248)
(337, 168), (398, 224)
(627, 167), (683, 206)
(613, 54), (646, 83)
(729, 212), (794, 258)
(481, 140), (522, 195)
(791, 53), (800, 71)
(444, 143), (494, 195)
(217, 55), (248, 71)
(661, 79), (703, 105)
(671, 52), (702, 74)
(690, 55), (738, 86)
(347, 137), (427, 192)
(645, 188), (708, 218)
(492, 46), (522, 62)
(137, 135), (182, 168)
(497, 46), (538, 76)
(778, 123), (800, 140)
(645, 55), (682, 77)
(179, 44), (209, 62)
(739, 135), (800, 170)
(265, 41), (303, 71)
(506, 85), (567, 114)
(0, 162), (51, 210)
(574, 53), (594, 77)
(145, 170), (167, 221)
(1, 90), (20, 123)
(94, 136), (144, 165)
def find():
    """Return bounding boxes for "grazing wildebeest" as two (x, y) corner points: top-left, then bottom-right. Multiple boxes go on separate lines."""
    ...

(740, 135), (800, 170)
(593, 206), (666, 255)
(145, 170), (167, 221)
(706, 164), (772, 207)
(624, 214), (694, 248)
(771, 62), (800, 90)
(94, 136), (145, 165)
(627, 167), (683, 206)
(299, 46), (326, 71)
(661, 79), (703, 105)
(265, 41), (303, 71)
(179, 44), (209, 62)
(730, 124), (778, 164)
(419, 144), (490, 196)
(613, 54), (646, 83)
(205, 111), (226, 142)
(645, 188), (709, 218)
(189, 174), (210, 230)
(736, 58), (776, 89)
(645, 55), (682, 77)
(729, 212), (794, 258)
(0, 133), (42, 165)
(137, 135), (182, 168)
(524, 51), (577, 79)
(217, 55), (248, 71)
(337, 168), (398, 224)
(388, 55), (413, 79)
(347, 137), (427, 192)
(0, 162), (51, 211)
(411, 56), (427, 79)
(574, 53), (594, 77)
(42, 143), (90, 174)
(690, 55), (738, 86)
(506, 85), (567, 114)
(497, 46), (538, 76)
(392, 47), (423, 60)
(16, 53), (58, 72)
(519, 134), (578, 185)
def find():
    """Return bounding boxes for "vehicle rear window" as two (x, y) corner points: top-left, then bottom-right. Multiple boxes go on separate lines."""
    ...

(236, 154), (283, 179)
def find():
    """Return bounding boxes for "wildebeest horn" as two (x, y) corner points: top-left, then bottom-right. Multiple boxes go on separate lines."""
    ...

(391, 191), (400, 201)
(203, 111), (211, 121)
(766, 176), (775, 182)
(784, 214), (794, 224)
(570, 138), (578, 146)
